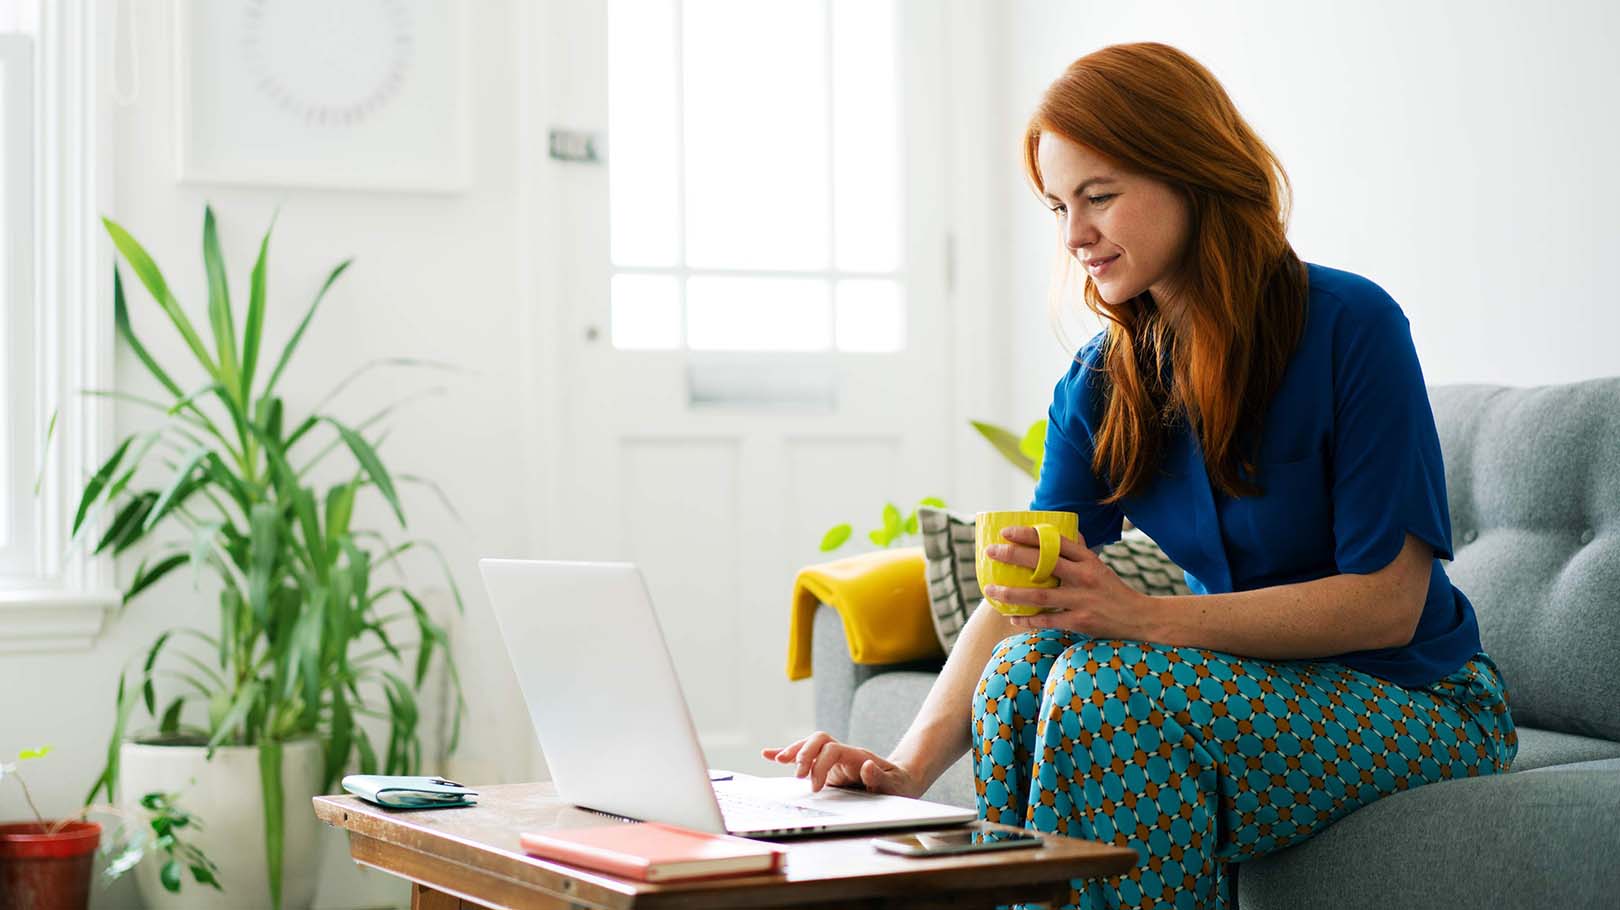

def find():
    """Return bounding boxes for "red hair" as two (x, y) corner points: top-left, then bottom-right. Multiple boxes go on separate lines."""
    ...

(1022, 42), (1309, 501)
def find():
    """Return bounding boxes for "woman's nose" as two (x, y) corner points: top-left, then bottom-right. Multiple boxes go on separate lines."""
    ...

(1064, 215), (1097, 254)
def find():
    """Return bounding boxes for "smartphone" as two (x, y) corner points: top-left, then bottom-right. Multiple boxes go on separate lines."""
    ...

(870, 828), (1043, 857)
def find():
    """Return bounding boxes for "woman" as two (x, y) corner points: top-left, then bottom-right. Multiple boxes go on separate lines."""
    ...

(763, 42), (1518, 910)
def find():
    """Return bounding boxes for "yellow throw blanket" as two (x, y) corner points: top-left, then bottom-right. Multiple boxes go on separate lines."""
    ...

(785, 546), (942, 681)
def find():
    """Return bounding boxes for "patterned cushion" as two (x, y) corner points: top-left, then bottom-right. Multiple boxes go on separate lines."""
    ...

(916, 507), (1191, 654)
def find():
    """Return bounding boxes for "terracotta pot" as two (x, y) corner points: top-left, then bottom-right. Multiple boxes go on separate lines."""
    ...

(0, 820), (101, 910)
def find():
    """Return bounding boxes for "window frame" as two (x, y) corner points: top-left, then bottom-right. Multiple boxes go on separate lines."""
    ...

(0, 0), (120, 653)
(605, 0), (911, 355)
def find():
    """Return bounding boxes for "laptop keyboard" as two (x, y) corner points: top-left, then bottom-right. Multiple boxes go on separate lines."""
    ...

(715, 789), (838, 822)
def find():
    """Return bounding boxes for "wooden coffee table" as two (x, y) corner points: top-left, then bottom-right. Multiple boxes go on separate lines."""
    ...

(313, 782), (1137, 909)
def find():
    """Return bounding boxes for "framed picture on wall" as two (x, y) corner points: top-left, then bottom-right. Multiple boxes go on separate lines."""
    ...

(174, 0), (469, 192)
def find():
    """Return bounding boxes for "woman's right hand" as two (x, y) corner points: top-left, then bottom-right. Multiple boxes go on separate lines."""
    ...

(760, 732), (924, 797)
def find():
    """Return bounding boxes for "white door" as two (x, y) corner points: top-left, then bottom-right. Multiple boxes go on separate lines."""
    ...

(524, 0), (956, 775)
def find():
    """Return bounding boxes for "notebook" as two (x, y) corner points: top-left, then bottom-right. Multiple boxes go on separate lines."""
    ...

(520, 821), (785, 882)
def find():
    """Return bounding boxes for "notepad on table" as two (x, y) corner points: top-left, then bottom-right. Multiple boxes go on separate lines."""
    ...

(519, 821), (785, 882)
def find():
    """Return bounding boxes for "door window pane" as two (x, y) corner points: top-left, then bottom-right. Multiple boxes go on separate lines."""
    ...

(835, 279), (904, 352)
(608, 0), (680, 268)
(612, 274), (682, 350)
(682, 0), (827, 271)
(832, 0), (901, 273)
(687, 276), (830, 351)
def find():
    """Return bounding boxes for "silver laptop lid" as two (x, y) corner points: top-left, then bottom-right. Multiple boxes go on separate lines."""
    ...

(477, 558), (727, 834)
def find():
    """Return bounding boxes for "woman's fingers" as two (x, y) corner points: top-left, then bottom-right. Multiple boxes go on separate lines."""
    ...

(995, 525), (1093, 562)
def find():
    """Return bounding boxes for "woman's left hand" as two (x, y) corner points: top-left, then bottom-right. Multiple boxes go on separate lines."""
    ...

(983, 526), (1156, 639)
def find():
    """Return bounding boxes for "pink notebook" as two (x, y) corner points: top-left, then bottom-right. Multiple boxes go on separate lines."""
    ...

(520, 821), (785, 882)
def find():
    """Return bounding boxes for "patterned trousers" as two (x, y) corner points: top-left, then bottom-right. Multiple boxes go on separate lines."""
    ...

(971, 631), (1518, 910)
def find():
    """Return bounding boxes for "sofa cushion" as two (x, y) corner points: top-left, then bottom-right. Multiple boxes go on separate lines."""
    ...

(1237, 760), (1620, 910)
(1431, 380), (1620, 741)
(848, 671), (976, 809)
(1510, 728), (1620, 771)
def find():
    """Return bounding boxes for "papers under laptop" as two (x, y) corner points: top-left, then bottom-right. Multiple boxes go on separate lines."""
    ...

(478, 558), (977, 837)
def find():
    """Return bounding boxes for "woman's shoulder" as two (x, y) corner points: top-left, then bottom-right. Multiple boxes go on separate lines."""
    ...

(1304, 261), (1405, 321)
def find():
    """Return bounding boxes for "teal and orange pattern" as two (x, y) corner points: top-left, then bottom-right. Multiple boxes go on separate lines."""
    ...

(972, 631), (1517, 910)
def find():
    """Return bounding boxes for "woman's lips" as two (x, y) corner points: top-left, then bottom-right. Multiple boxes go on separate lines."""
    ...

(1086, 254), (1120, 276)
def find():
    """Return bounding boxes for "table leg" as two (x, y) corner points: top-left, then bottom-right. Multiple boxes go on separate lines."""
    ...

(412, 882), (472, 910)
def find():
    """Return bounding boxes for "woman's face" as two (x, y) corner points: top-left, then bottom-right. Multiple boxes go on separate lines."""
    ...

(1036, 132), (1192, 308)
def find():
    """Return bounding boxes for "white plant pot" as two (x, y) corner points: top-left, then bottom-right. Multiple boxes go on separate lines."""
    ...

(119, 738), (324, 910)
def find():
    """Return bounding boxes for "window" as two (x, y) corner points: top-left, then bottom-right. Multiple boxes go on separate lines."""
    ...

(0, 0), (118, 648)
(0, 27), (37, 576)
(606, 0), (907, 352)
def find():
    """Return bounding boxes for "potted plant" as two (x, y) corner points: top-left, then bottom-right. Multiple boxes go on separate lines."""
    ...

(1, 747), (219, 909)
(73, 206), (466, 909)
(0, 747), (100, 909)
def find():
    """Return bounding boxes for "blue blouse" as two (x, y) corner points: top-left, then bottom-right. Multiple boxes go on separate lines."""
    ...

(1031, 262), (1481, 688)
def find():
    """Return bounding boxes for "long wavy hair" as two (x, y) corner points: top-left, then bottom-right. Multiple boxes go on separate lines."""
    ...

(1022, 42), (1309, 502)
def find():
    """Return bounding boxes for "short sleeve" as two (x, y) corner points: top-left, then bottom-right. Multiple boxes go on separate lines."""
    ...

(1030, 335), (1125, 550)
(1330, 297), (1454, 574)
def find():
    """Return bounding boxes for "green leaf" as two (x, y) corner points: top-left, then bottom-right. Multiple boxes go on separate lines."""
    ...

(139, 792), (164, 812)
(904, 511), (919, 536)
(72, 436), (133, 538)
(201, 206), (241, 401)
(818, 523), (852, 552)
(142, 446), (211, 534)
(882, 503), (902, 538)
(112, 266), (185, 400)
(190, 863), (221, 890)
(971, 419), (1040, 480)
(128, 553), (189, 604)
(34, 408), (57, 495)
(206, 681), (259, 753)
(84, 673), (138, 806)
(246, 504), (281, 627)
(324, 483), (356, 549)
(263, 258), (352, 400)
(103, 217), (219, 378)
(240, 211), (276, 403)
(1020, 419), (1048, 477)
(259, 740), (285, 910)
(17, 746), (51, 761)
(323, 692), (353, 793)
(867, 528), (888, 547)
(322, 418), (405, 527)
(160, 859), (182, 893)
(159, 697), (185, 735)
(94, 491), (159, 556)
(918, 496), (947, 509)
(142, 630), (174, 714)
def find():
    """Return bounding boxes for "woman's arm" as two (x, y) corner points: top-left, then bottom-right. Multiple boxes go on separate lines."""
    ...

(885, 599), (1018, 793)
(989, 529), (1434, 661)
(1139, 532), (1434, 658)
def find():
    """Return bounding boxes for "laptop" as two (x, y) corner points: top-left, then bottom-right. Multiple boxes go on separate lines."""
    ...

(477, 558), (977, 837)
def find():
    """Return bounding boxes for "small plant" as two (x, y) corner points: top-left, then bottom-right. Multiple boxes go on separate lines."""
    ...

(2, 745), (220, 895)
(819, 497), (947, 554)
(101, 792), (222, 895)
(0, 746), (62, 834)
(815, 417), (1051, 554)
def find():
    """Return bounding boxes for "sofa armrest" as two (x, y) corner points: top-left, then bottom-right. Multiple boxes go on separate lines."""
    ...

(811, 601), (946, 741)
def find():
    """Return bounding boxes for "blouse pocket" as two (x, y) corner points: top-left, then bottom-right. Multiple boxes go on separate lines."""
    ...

(1225, 454), (1335, 576)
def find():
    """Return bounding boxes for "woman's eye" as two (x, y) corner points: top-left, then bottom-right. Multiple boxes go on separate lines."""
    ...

(1088, 194), (1116, 205)
(1050, 205), (1066, 215)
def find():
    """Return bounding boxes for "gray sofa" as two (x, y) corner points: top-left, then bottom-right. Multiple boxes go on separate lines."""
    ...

(811, 379), (1620, 908)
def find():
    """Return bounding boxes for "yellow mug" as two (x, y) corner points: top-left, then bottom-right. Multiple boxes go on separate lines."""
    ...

(975, 510), (1080, 616)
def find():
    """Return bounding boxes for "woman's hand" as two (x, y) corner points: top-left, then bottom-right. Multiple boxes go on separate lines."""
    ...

(760, 733), (924, 797)
(984, 526), (1157, 640)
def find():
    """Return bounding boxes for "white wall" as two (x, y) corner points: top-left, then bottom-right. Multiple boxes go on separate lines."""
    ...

(0, 1), (544, 906)
(998, 0), (1620, 462)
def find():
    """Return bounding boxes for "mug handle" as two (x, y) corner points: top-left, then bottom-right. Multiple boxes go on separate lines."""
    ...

(1029, 523), (1063, 584)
